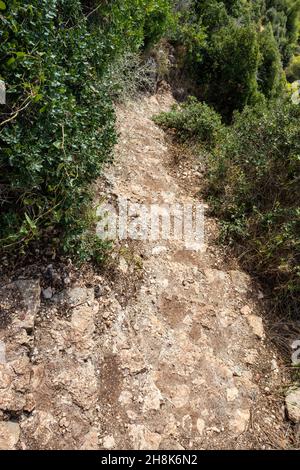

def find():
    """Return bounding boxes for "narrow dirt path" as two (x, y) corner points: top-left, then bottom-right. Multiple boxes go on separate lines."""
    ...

(94, 91), (289, 450)
(0, 91), (291, 450)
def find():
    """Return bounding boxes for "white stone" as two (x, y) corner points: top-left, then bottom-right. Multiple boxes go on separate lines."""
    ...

(229, 409), (250, 435)
(247, 315), (265, 340)
(80, 429), (99, 450)
(118, 257), (129, 274)
(285, 388), (300, 423)
(240, 305), (252, 316)
(169, 384), (190, 408)
(271, 359), (279, 373)
(229, 270), (250, 293)
(152, 246), (167, 255)
(118, 390), (133, 405)
(196, 418), (205, 436)
(102, 435), (116, 449)
(42, 287), (53, 300)
(129, 424), (161, 450)
(0, 421), (20, 450)
(244, 349), (258, 365)
(226, 387), (239, 402)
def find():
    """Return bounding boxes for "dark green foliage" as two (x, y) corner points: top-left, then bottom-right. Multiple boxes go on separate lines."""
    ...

(0, 0), (116, 256)
(265, 0), (300, 66)
(171, 0), (299, 119)
(286, 54), (300, 80)
(143, 0), (174, 50)
(203, 22), (263, 119)
(258, 23), (286, 98)
(95, 0), (173, 54)
(0, 0), (172, 258)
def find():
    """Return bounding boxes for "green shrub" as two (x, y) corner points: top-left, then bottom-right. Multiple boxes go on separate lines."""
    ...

(170, 0), (300, 119)
(207, 100), (300, 314)
(153, 97), (224, 148)
(258, 23), (286, 99)
(143, 0), (174, 50)
(0, 0), (116, 258)
(99, 0), (173, 53)
(0, 0), (172, 259)
(286, 55), (300, 81)
(265, 0), (300, 67)
(203, 22), (263, 119)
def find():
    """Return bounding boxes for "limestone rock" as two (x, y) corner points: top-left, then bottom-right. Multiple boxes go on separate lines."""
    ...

(118, 257), (129, 274)
(102, 435), (116, 449)
(64, 287), (94, 307)
(229, 271), (250, 294)
(168, 384), (190, 408)
(42, 287), (53, 300)
(240, 305), (252, 316)
(0, 421), (20, 450)
(226, 387), (239, 402)
(196, 418), (205, 436)
(31, 411), (56, 447)
(247, 315), (265, 340)
(0, 360), (30, 411)
(14, 279), (41, 314)
(285, 388), (300, 423)
(129, 424), (161, 450)
(142, 376), (163, 412)
(52, 360), (98, 410)
(71, 304), (97, 346)
(152, 246), (167, 256)
(0, 279), (41, 330)
(80, 429), (99, 450)
(244, 349), (258, 365)
(229, 409), (250, 435)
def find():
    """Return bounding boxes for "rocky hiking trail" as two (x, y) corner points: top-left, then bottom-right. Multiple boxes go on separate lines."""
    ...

(0, 91), (295, 450)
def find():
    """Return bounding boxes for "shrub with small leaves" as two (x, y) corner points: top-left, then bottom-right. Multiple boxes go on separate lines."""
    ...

(207, 99), (300, 314)
(0, 0), (117, 259)
(153, 97), (224, 148)
(0, 0), (172, 259)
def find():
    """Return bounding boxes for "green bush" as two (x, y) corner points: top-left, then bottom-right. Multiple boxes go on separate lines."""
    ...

(258, 23), (286, 99)
(143, 0), (174, 50)
(170, 0), (299, 119)
(203, 22), (264, 119)
(155, 92), (300, 313)
(0, 0), (116, 257)
(98, 0), (173, 53)
(265, 0), (300, 67)
(0, 0), (172, 258)
(207, 100), (300, 314)
(286, 55), (300, 81)
(153, 97), (224, 148)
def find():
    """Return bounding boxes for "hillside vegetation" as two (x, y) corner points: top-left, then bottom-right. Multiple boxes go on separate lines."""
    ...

(154, 0), (300, 313)
(1, 1), (299, 313)
(0, 0), (172, 259)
